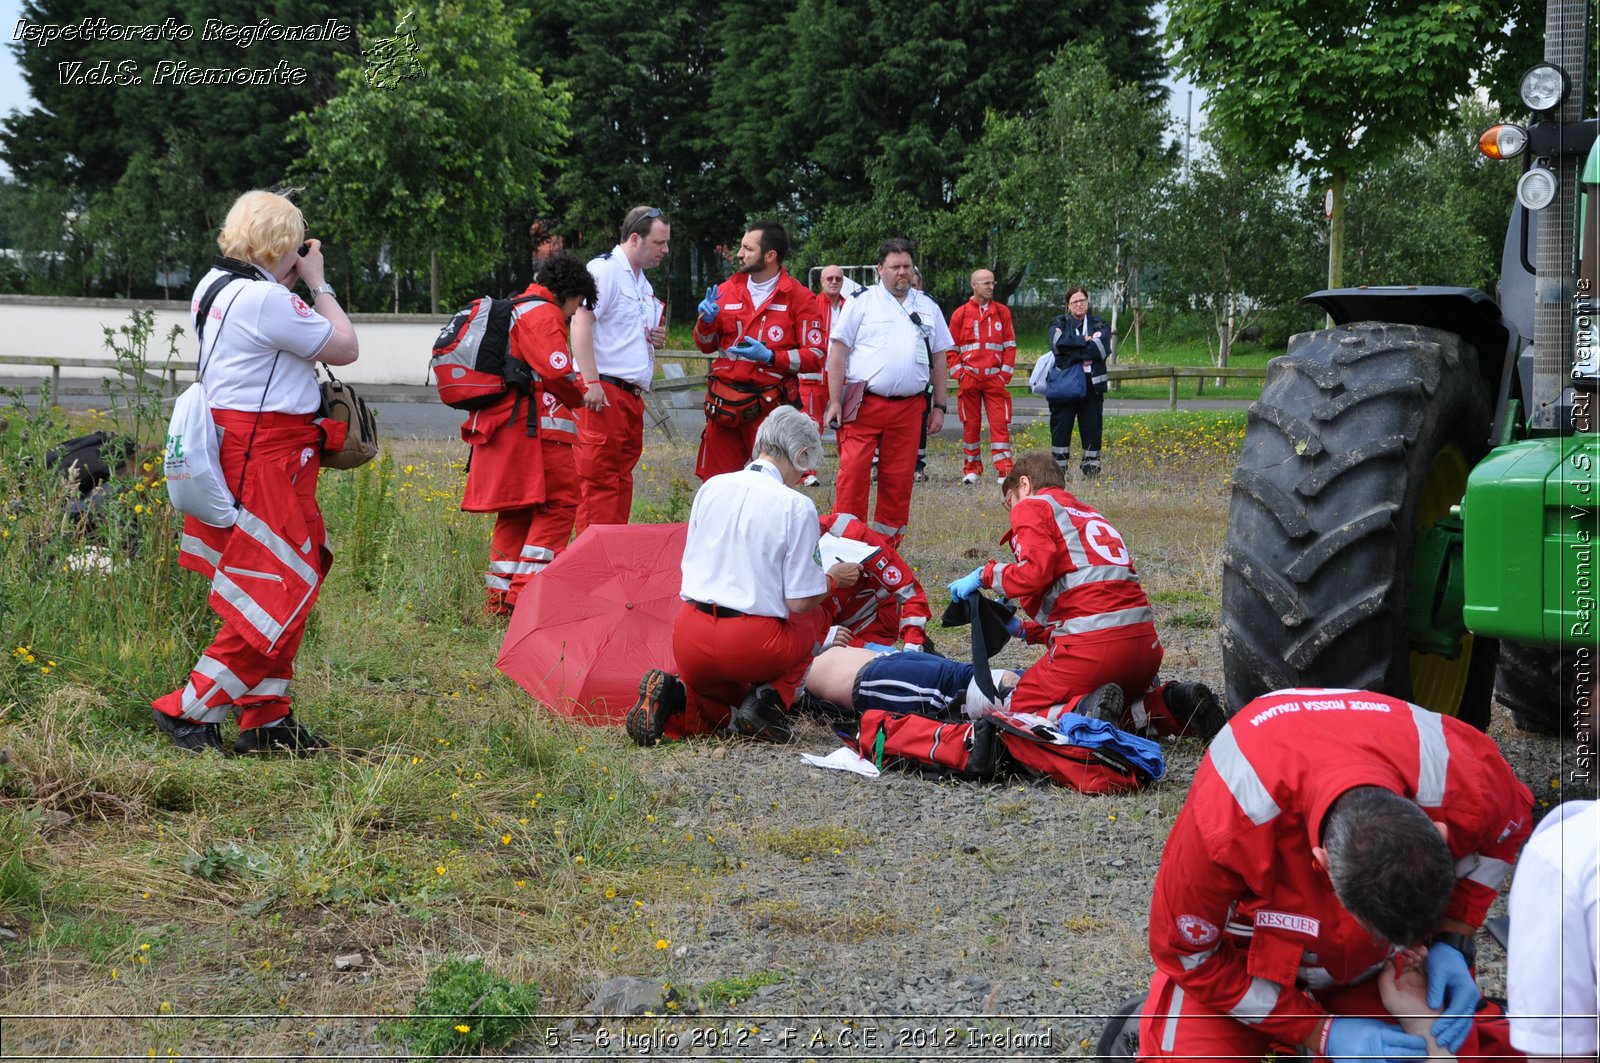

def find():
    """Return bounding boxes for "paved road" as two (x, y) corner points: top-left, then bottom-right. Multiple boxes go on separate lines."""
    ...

(5, 378), (1254, 442)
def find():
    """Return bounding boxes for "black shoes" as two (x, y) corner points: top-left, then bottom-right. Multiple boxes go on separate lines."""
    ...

(626, 669), (685, 747)
(234, 715), (330, 757)
(152, 709), (226, 755)
(1165, 681), (1226, 743)
(729, 684), (793, 743)
(1076, 683), (1126, 727)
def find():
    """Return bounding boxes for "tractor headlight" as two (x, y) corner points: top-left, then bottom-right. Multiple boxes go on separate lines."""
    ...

(1517, 166), (1559, 210)
(1519, 63), (1569, 112)
(1477, 123), (1528, 159)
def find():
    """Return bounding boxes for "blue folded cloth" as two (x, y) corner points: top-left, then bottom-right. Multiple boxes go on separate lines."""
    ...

(1051, 714), (1165, 781)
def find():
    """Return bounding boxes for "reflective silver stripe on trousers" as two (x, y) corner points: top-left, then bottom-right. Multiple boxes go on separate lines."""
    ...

(868, 520), (903, 538)
(180, 533), (223, 569)
(211, 573), (287, 649)
(1160, 986), (1185, 1052)
(234, 508), (319, 587)
(485, 573), (513, 591)
(1208, 722), (1282, 826)
(1409, 702), (1449, 806)
(1228, 977), (1282, 1025)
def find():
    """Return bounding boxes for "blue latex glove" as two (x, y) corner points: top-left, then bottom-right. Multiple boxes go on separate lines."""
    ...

(1424, 942), (1480, 1052)
(697, 285), (720, 324)
(729, 337), (774, 364)
(1005, 614), (1025, 638)
(1323, 1017), (1428, 1063)
(948, 567), (984, 601)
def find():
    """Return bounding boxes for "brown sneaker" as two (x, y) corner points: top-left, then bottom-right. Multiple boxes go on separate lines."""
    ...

(729, 684), (792, 743)
(626, 670), (684, 747)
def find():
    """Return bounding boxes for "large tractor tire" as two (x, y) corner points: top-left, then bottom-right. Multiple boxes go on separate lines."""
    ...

(1221, 322), (1497, 727)
(1495, 643), (1581, 735)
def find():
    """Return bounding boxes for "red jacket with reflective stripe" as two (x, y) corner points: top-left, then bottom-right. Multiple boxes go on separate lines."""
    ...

(981, 486), (1154, 644)
(1148, 689), (1532, 1047)
(694, 269), (824, 387)
(510, 282), (585, 443)
(820, 512), (931, 644)
(948, 298), (1017, 378)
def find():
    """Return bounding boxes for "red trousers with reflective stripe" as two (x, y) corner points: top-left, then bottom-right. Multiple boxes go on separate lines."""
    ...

(667, 602), (831, 738)
(1008, 625), (1187, 735)
(957, 374), (1013, 477)
(835, 393), (923, 544)
(153, 411), (330, 731)
(798, 379), (828, 431)
(574, 381), (644, 534)
(487, 443), (578, 611)
(695, 414), (766, 482)
(1137, 968), (1510, 1062)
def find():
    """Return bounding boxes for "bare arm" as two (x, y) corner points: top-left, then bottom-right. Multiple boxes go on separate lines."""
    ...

(293, 240), (358, 366)
(570, 308), (607, 411)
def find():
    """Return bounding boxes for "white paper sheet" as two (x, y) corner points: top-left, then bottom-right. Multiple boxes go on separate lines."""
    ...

(799, 746), (882, 778)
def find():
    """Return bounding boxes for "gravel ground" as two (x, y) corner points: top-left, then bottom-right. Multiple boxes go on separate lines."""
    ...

(504, 626), (1579, 1060)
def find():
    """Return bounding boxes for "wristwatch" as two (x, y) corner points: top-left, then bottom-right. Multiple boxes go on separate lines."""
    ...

(932, 403), (948, 412)
(307, 283), (336, 299)
(1431, 931), (1477, 964)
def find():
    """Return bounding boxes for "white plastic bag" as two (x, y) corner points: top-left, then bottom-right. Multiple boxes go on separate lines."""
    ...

(1028, 355), (1052, 395)
(163, 382), (238, 528)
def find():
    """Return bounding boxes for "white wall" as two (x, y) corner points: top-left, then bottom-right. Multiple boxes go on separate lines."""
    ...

(0, 295), (446, 385)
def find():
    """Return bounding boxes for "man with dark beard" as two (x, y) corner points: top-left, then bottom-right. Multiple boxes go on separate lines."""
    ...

(692, 219), (825, 480)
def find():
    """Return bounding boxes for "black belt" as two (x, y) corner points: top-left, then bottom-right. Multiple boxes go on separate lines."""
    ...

(867, 390), (920, 400)
(691, 600), (747, 618)
(599, 374), (644, 396)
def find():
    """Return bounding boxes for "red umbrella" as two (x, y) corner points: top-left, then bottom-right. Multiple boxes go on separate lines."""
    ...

(496, 522), (687, 725)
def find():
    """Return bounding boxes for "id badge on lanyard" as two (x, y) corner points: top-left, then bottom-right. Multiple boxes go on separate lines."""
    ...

(902, 302), (932, 367)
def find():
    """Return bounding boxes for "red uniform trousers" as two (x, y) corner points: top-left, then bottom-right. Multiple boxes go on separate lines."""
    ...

(574, 381), (645, 534)
(487, 443), (578, 611)
(1007, 626), (1191, 736)
(834, 393), (923, 544)
(798, 379), (828, 431)
(695, 415), (764, 482)
(957, 374), (1014, 478)
(1138, 967), (1516, 1062)
(667, 603), (831, 739)
(152, 411), (331, 732)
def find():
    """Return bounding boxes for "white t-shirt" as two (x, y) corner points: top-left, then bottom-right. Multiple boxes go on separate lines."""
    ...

(1508, 799), (1600, 1058)
(191, 265), (332, 414)
(586, 244), (656, 388)
(830, 283), (955, 397)
(679, 460), (828, 618)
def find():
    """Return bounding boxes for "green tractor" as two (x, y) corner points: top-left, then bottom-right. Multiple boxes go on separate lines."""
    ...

(1220, 0), (1598, 732)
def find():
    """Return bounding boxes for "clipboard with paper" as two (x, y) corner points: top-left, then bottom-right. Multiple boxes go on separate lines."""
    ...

(818, 532), (880, 571)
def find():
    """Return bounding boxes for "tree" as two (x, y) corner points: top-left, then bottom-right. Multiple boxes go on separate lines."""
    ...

(780, 0), (1166, 214)
(293, 0), (571, 312)
(1166, 0), (1533, 288)
(1343, 98), (1521, 291)
(1153, 151), (1322, 369)
(81, 136), (214, 298)
(3, 0), (378, 198)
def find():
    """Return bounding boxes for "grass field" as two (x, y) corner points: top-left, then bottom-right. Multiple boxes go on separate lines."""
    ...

(0, 356), (1247, 1055)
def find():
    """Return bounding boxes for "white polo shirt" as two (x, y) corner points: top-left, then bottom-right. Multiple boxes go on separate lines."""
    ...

(586, 244), (656, 389)
(831, 283), (955, 397)
(679, 460), (828, 618)
(1508, 799), (1600, 1058)
(191, 265), (333, 414)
